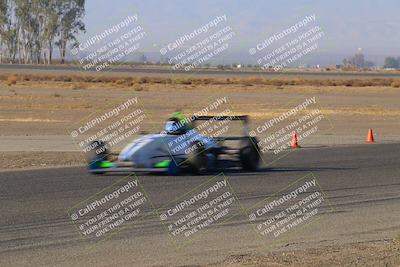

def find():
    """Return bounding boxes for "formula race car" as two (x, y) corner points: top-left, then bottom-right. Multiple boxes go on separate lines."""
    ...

(87, 115), (260, 175)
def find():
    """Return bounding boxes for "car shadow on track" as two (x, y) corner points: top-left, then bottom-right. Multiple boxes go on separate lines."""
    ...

(219, 166), (357, 177)
(97, 166), (356, 177)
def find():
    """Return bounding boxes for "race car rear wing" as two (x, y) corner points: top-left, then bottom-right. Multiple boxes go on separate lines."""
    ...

(193, 115), (248, 122)
(192, 115), (252, 138)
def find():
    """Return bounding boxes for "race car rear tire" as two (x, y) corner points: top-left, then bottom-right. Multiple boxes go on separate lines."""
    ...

(239, 137), (260, 171)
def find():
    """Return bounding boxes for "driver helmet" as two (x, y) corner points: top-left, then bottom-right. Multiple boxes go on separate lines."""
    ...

(164, 112), (190, 134)
(164, 118), (182, 133)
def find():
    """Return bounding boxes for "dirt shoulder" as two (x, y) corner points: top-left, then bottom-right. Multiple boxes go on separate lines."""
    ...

(0, 151), (84, 170)
(210, 238), (400, 267)
(1, 77), (400, 136)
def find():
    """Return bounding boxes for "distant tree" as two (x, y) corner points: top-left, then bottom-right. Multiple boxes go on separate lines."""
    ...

(1, 0), (17, 62)
(0, 0), (8, 62)
(56, 0), (85, 64)
(383, 57), (399, 69)
(343, 50), (375, 69)
(353, 52), (365, 68)
(41, 0), (59, 64)
(0, 0), (86, 64)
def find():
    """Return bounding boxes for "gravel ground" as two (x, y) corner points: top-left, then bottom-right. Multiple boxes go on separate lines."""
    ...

(0, 151), (84, 169)
(210, 239), (400, 267)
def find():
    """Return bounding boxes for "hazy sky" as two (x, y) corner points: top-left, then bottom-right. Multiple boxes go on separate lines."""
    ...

(81, 0), (399, 64)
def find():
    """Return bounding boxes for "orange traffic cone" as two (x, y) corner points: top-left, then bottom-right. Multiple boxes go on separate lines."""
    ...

(366, 129), (374, 143)
(291, 131), (300, 148)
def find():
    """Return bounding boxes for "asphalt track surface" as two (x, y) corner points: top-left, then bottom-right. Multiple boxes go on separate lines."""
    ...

(1, 143), (399, 266)
(1, 63), (400, 78)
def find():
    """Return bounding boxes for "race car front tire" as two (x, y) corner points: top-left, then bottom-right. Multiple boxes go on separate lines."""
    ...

(166, 158), (180, 176)
(87, 140), (109, 174)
